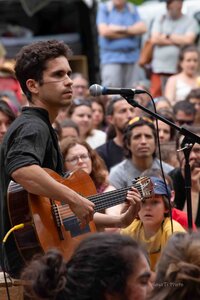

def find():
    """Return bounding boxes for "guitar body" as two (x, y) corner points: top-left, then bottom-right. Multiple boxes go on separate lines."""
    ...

(8, 169), (97, 264)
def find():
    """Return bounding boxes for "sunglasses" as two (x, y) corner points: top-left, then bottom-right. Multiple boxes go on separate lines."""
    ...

(176, 120), (194, 126)
(128, 116), (154, 126)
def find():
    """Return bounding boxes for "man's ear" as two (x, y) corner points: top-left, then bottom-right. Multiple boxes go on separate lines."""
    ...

(164, 208), (169, 215)
(170, 190), (175, 204)
(106, 115), (114, 125)
(26, 79), (39, 94)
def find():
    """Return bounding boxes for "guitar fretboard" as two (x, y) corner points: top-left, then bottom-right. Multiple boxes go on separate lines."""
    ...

(88, 186), (130, 212)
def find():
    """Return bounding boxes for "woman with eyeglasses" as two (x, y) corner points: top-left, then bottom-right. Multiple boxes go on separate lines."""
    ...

(60, 137), (142, 230)
(67, 99), (107, 149)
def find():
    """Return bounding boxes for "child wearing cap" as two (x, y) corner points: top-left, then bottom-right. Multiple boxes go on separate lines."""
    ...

(121, 176), (185, 271)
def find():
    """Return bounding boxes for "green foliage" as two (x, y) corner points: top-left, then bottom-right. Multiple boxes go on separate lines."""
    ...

(99, 0), (145, 4)
(128, 0), (145, 5)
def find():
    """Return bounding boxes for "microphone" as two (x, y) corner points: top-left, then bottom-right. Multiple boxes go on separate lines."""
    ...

(89, 84), (146, 97)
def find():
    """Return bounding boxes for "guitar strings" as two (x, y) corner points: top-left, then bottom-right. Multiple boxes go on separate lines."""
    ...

(61, 184), (147, 211)
(59, 187), (130, 217)
(58, 184), (148, 216)
(58, 181), (152, 224)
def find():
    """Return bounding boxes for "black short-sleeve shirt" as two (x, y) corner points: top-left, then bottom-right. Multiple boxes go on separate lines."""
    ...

(0, 107), (63, 277)
(96, 140), (124, 171)
(169, 167), (200, 227)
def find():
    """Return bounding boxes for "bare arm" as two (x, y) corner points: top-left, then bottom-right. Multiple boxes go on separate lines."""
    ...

(11, 165), (94, 226)
(98, 21), (146, 39)
(169, 32), (196, 46)
(94, 187), (141, 228)
(151, 32), (196, 46)
(164, 75), (177, 106)
(126, 21), (147, 36)
(151, 33), (173, 46)
(98, 23), (126, 39)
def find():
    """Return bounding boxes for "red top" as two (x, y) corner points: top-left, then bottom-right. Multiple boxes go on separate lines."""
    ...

(172, 208), (197, 231)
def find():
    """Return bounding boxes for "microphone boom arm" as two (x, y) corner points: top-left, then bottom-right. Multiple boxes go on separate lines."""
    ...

(124, 94), (200, 145)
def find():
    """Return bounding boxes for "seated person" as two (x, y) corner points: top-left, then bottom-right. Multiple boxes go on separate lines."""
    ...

(21, 232), (152, 300)
(150, 232), (200, 300)
(121, 176), (185, 271)
(60, 137), (142, 230)
(141, 168), (197, 231)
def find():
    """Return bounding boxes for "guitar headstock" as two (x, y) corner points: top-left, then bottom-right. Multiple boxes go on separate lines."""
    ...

(132, 176), (154, 200)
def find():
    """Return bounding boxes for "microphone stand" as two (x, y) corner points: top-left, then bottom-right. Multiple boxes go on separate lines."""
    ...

(123, 93), (200, 231)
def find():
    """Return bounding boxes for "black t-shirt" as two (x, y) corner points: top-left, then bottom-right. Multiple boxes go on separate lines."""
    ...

(96, 140), (124, 171)
(169, 168), (200, 227)
(0, 107), (63, 277)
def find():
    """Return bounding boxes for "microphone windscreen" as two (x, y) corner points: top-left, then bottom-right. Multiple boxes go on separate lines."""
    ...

(89, 84), (103, 96)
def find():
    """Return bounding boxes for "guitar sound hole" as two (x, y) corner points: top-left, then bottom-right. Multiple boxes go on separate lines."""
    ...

(63, 216), (90, 237)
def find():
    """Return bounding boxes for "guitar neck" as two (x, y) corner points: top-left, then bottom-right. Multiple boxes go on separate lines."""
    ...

(88, 187), (130, 212)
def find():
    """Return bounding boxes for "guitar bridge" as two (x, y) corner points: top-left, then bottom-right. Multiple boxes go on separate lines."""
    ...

(132, 176), (153, 201)
(51, 200), (64, 240)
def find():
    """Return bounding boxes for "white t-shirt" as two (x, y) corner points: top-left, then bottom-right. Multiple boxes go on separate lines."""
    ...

(86, 129), (106, 149)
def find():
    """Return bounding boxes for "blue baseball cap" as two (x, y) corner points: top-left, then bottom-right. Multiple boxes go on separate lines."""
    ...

(150, 177), (171, 199)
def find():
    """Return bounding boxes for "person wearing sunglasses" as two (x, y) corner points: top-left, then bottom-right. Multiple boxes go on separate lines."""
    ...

(109, 116), (174, 190)
(173, 99), (196, 126)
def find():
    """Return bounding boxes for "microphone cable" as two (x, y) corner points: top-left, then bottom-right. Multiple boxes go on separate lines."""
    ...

(145, 93), (174, 234)
(1, 223), (25, 300)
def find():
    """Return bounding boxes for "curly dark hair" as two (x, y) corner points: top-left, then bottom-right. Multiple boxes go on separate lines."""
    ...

(21, 233), (148, 300)
(21, 249), (67, 299)
(14, 40), (72, 102)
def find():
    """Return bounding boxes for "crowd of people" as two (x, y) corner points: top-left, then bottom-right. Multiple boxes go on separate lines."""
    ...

(0, 0), (200, 299)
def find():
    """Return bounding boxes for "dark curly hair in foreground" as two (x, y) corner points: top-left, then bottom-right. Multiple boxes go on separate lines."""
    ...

(21, 233), (147, 300)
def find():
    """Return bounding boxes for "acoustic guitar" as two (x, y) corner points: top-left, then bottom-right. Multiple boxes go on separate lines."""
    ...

(7, 168), (153, 264)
